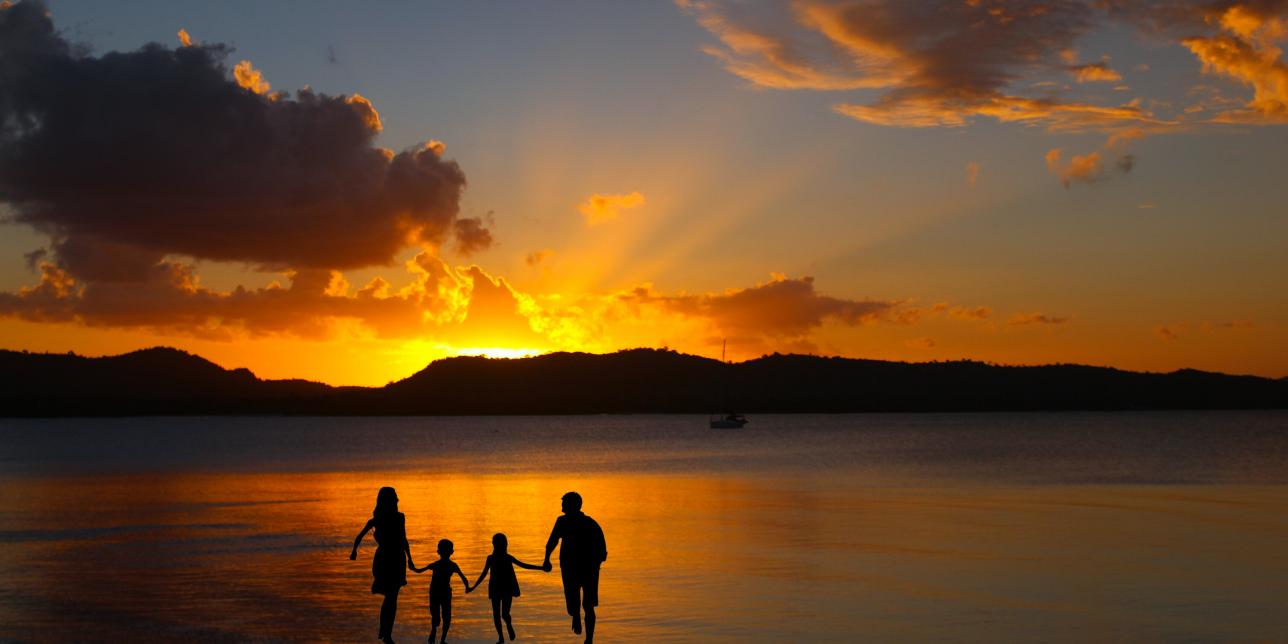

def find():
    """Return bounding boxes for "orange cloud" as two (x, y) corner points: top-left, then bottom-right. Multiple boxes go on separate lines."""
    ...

(685, 0), (1168, 131)
(1010, 312), (1069, 326)
(2, 255), (929, 363)
(0, 251), (492, 342)
(1045, 148), (1104, 187)
(949, 305), (992, 321)
(1182, 5), (1288, 123)
(345, 94), (383, 132)
(1106, 127), (1146, 148)
(1045, 122), (1145, 187)
(578, 192), (646, 225)
(177, 28), (192, 48)
(1156, 319), (1255, 341)
(1071, 60), (1123, 83)
(682, 0), (1288, 132)
(833, 88), (1160, 131)
(905, 337), (936, 349)
(676, 0), (890, 90)
(928, 302), (992, 322)
(233, 60), (271, 94)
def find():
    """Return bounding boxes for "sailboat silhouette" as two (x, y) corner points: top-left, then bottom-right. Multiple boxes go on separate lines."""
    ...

(709, 339), (748, 429)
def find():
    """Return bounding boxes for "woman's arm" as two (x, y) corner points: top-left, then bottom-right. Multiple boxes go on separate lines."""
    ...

(401, 517), (415, 569)
(511, 554), (544, 571)
(349, 519), (375, 559)
(470, 557), (491, 592)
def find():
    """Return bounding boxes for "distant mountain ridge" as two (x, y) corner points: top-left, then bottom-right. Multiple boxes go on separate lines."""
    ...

(1, 346), (1285, 416)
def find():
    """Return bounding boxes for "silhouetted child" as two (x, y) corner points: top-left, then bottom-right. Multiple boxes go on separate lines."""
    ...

(411, 539), (470, 644)
(469, 533), (544, 644)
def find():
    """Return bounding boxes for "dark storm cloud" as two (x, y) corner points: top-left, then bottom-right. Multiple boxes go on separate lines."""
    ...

(623, 274), (900, 339)
(453, 217), (494, 255)
(0, 1), (488, 283)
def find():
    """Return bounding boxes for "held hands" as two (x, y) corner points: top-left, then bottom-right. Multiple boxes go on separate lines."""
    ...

(465, 583), (474, 594)
(349, 550), (357, 561)
(542, 560), (552, 573)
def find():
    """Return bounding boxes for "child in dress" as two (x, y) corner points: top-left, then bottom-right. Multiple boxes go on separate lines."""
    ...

(411, 539), (470, 644)
(469, 533), (544, 644)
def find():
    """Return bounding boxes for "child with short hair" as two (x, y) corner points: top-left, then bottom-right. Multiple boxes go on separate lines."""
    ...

(411, 539), (470, 644)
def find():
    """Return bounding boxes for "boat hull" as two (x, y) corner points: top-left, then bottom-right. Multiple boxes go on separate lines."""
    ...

(710, 419), (748, 429)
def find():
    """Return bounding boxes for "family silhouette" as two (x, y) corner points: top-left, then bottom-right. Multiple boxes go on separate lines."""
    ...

(350, 488), (607, 644)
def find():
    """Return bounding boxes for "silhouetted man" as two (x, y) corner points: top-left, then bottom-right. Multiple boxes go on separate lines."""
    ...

(543, 491), (606, 643)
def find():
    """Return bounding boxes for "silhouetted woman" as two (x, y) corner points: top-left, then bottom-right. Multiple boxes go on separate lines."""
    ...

(351, 486), (417, 643)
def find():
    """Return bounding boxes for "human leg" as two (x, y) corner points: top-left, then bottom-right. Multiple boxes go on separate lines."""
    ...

(501, 596), (515, 640)
(440, 596), (452, 643)
(561, 567), (581, 633)
(491, 597), (504, 643)
(583, 566), (599, 643)
(429, 596), (441, 643)
(379, 588), (400, 643)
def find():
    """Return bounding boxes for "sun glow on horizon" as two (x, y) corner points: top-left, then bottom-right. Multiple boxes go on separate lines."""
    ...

(453, 346), (547, 360)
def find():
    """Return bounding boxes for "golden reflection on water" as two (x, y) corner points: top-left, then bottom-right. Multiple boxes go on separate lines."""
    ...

(2, 468), (1288, 642)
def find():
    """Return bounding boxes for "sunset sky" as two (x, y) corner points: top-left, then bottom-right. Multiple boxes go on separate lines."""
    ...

(1, 0), (1286, 385)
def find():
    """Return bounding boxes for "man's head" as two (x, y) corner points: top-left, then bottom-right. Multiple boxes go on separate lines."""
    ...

(561, 491), (583, 514)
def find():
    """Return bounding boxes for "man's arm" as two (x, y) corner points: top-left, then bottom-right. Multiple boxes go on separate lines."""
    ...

(593, 519), (607, 563)
(542, 517), (562, 571)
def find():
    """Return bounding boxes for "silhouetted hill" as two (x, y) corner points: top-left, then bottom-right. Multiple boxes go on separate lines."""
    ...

(1, 347), (1285, 416)
(378, 349), (725, 414)
(0, 347), (335, 415)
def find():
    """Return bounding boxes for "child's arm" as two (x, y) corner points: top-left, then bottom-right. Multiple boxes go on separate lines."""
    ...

(469, 557), (491, 593)
(454, 563), (471, 592)
(511, 554), (544, 571)
(410, 563), (430, 574)
(349, 519), (374, 560)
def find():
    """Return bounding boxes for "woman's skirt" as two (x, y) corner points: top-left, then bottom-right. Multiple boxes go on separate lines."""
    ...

(371, 545), (407, 595)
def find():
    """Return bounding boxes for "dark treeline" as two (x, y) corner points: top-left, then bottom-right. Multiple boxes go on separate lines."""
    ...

(2, 346), (1286, 416)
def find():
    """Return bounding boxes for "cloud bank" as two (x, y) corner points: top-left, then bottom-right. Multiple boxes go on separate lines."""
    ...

(681, 0), (1288, 130)
(0, 1), (488, 283)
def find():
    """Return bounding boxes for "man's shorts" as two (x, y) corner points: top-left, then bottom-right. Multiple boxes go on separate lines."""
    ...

(561, 564), (600, 614)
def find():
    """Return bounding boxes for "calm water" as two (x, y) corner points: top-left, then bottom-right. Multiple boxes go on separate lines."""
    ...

(2, 413), (1287, 642)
